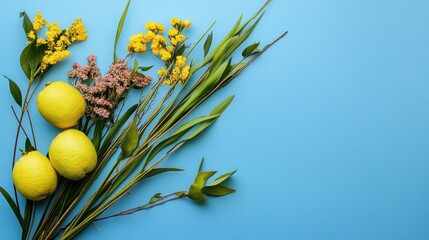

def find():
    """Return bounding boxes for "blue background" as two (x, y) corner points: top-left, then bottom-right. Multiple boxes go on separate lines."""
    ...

(1, 0), (429, 239)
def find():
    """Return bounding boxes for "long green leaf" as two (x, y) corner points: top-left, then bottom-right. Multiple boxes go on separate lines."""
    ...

(206, 169), (237, 187)
(113, 0), (131, 61)
(19, 44), (32, 80)
(4, 76), (22, 107)
(242, 42), (260, 57)
(21, 200), (33, 240)
(140, 168), (183, 180)
(145, 115), (220, 166)
(98, 104), (137, 155)
(203, 32), (213, 57)
(19, 12), (33, 35)
(202, 185), (235, 196)
(0, 186), (23, 228)
(120, 120), (139, 158)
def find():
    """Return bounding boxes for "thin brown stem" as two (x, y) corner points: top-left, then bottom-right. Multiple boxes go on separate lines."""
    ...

(10, 106), (31, 142)
(26, 109), (37, 150)
(94, 192), (188, 222)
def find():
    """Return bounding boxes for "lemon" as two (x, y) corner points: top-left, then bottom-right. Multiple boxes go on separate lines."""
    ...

(12, 151), (58, 201)
(49, 129), (97, 180)
(37, 81), (86, 129)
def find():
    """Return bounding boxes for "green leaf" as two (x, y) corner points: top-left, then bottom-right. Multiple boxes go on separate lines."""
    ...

(113, 0), (131, 61)
(175, 191), (187, 197)
(92, 121), (104, 151)
(25, 137), (35, 152)
(19, 12), (33, 35)
(203, 32), (213, 57)
(188, 171), (217, 202)
(4, 76), (22, 107)
(19, 42), (46, 81)
(141, 168), (183, 180)
(145, 114), (220, 167)
(22, 200), (34, 240)
(0, 186), (23, 228)
(207, 169), (237, 187)
(202, 185), (235, 196)
(138, 65), (154, 71)
(197, 158), (204, 173)
(133, 59), (138, 70)
(19, 44), (32, 80)
(98, 104), (137, 155)
(148, 193), (164, 204)
(120, 120), (139, 158)
(175, 44), (186, 57)
(242, 42), (260, 57)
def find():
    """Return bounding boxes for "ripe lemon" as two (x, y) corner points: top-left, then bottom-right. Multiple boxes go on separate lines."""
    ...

(49, 129), (97, 180)
(12, 151), (58, 201)
(37, 81), (86, 129)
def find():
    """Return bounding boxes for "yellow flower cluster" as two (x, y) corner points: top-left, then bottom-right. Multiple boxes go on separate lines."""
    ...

(127, 18), (192, 85)
(26, 11), (88, 71)
(158, 55), (191, 85)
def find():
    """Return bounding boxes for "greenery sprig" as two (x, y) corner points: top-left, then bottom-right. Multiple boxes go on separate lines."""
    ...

(1, 0), (286, 239)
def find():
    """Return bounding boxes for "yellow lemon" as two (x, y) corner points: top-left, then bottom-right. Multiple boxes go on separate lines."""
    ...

(37, 81), (85, 129)
(49, 129), (97, 180)
(12, 151), (58, 201)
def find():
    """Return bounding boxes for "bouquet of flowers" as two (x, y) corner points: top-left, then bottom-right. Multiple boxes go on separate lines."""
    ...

(1, 0), (286, 239)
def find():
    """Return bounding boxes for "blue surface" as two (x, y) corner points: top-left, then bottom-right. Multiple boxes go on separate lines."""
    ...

(1, 0), (429, 239)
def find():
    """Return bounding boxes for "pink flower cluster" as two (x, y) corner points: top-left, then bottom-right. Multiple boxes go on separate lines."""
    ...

(68, 55), (152, 119)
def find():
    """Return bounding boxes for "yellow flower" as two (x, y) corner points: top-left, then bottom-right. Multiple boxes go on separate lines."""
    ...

(159, 49), (172, 61)
(170, 37), (178, 46)
(166, 46), (175, 52)
(145, 22), (157, 31)
(41, 50), (70, 70)
(176, 56), (187, 68)
(182, 20), (191, 28)
(168, 28), (179, 37)
(127, 33), (147, 54)
(33, 11), (47, 32)
(66, 18), (88, 42)
(145, 30), (156, 40)
(175, 34), (186, 44)
(27, 31), (36, 41)
(171, 17), (181, 26)
(158, 67), (167, 76)
(46, 22), (63, 47)
(156, 23), (165, 33)
(155, 35), (167, 45)
(180, 65), (191, 81)
(36, 38), (47, 46)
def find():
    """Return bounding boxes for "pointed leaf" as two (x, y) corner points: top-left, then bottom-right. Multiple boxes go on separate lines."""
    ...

(145, 114), (220, 166)
(19, 12), (33, 35)
(188, 171), (216, 202)
(242, 42), (260, 57)
(121, 120), (139, 158)
(4, 76), (22, 107)
(134, 59), (138, 70)
(114, 0), (131, 61)
(202, 185), (236, 196)
(25, 137), (35, 152)
(207, 169), (237, 187)
(0, 186), (23, 228)
(203, 32), (213, 57)
(141, 167), (183, 180)
(98, 104), (137, 155)
(138, 65), (154, 71)
(19, 44), (32, 80)
(197, 158), (204, 174)
(148, 193), (165, 204)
